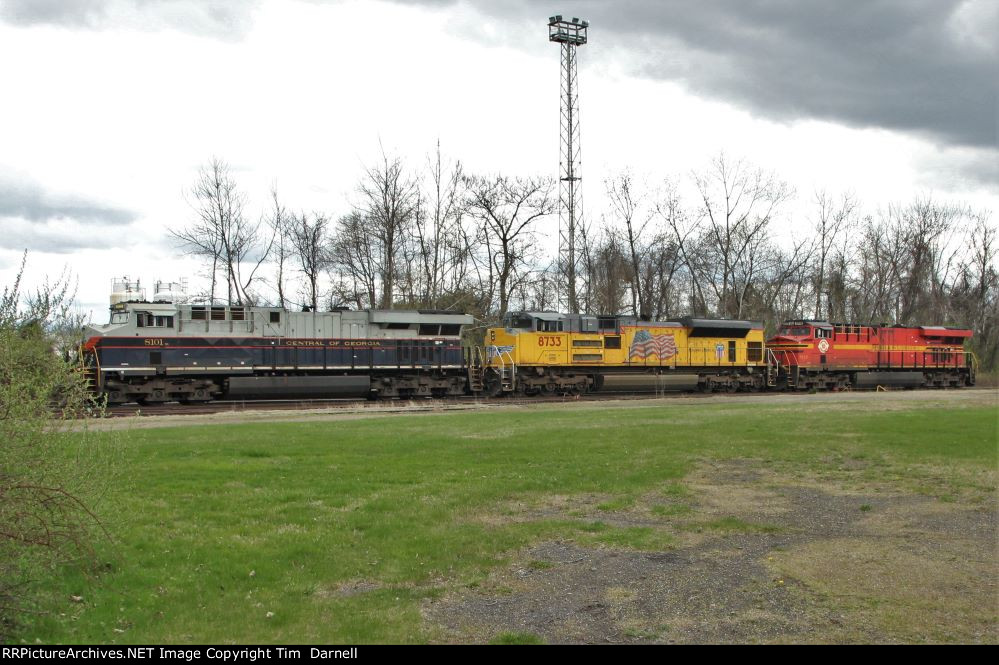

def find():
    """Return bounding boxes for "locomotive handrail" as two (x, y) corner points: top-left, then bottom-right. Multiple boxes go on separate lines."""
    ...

(469, 345), (484, 368)
(967, 351), (979, 378)
(765, 348), (778, 386)
(91, 343), (102, 391)
(765, 347), (794, 386)
(498, 348), (516, 391)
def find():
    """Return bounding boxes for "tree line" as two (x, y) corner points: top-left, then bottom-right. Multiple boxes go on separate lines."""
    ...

(170, 149), (998, 370)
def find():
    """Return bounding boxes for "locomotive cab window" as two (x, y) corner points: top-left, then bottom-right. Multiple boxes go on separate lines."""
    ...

(781, 326), (811, 336)
(135, 312), (171, 328)
(507, 314), (534, 329)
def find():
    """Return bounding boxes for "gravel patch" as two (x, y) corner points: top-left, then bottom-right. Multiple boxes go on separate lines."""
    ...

(425, 459), (998, 644)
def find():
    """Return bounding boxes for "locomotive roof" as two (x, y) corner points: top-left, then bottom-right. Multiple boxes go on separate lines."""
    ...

(519, 311), (565, 321)
(679, 317), (763, 330)
(782, 319), (973, 335)
(369, 309), (473, 324)
(111, 300), (470, 321)
(781, 319), (834, 327)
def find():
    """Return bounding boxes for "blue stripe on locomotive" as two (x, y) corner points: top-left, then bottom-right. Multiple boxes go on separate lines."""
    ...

(97, 338), (464, 372)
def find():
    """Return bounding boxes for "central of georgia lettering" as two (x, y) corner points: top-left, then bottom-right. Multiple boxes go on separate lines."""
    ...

(284, 340), (383, 347)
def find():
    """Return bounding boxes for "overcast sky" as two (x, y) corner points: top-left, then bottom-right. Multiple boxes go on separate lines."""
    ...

(1, 0), (996, 317)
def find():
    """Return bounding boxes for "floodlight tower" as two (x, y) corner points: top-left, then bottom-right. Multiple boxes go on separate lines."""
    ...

(549, 15), (588, 315)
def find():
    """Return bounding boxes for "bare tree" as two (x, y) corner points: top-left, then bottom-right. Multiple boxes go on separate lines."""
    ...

(657, 180), (710, 316)
(330, 212), (380, 309)
(355, 147), (419, 308)
(266, 187), (292, 309)
(411, 143), (471, 308)
(641, 232), (687, 319)
(959, 212), (999, 368)
(288, 211), (330, 311)
(692, 154), (793, 318)
(464, 175), (555, 317)
(606, 172), (653, 316)
(582, 228), (631, 314)
(811, 190), (856, 319)
(850, 213), (905, 323)
(172, 158), (273, 305)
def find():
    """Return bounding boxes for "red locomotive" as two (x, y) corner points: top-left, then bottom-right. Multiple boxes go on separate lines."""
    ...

(766, 320), (976, 390)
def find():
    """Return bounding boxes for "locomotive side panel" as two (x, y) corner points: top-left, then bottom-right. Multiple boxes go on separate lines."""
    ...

(767, 321), (974, 389)
(484, 313), (769, 394)
(84, 304), (473, 403)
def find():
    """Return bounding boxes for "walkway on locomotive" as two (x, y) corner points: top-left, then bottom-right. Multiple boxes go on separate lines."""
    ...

(83, 302), (473, 379)
(486, 312), (767, 371)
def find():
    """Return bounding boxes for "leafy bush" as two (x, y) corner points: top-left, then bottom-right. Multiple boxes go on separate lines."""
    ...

(0, 255), (120, 639)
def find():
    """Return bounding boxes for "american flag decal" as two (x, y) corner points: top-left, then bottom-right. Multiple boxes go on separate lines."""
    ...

(629, 329), (678, 360)
(487, 345), (515, 361)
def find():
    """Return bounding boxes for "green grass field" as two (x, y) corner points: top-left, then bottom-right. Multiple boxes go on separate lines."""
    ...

(15, 394), (998, 644)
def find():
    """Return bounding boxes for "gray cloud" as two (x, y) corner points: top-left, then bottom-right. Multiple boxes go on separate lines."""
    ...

(916, 146), (999, 192)
(0, 0), (107, 28)
(4, 0), (994, 153)
(0, 220), (120, 254)
(0, 175), (137, 225)
(0, 0), (254, 39)
(0, 174), (140, 253)
(401, 0), (998, 151)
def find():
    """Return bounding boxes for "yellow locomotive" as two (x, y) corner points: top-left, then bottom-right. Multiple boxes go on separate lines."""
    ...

(481, 311), (768, 395)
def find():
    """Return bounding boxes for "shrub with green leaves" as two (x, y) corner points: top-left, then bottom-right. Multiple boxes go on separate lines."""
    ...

(0, 255), (120, 639)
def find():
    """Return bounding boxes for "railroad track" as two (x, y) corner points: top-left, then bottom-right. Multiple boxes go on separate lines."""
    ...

(99, 390), (782, 418)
